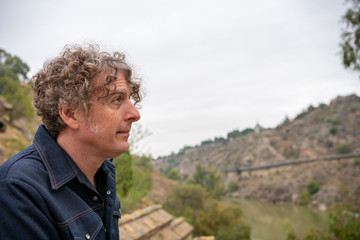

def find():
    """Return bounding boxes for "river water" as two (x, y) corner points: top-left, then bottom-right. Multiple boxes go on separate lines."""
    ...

(231, 199), (328, 240)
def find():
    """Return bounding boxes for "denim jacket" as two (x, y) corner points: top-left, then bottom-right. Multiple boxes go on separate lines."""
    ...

(0, 125), (121, 240)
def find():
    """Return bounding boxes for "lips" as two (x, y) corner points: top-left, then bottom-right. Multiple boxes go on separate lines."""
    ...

(116, 130), (130, 136)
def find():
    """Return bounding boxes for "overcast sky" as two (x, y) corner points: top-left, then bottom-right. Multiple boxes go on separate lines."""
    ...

(1, 0), (359, 157)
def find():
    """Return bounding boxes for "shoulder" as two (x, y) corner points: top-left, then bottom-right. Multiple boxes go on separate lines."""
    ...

(0, 145), (45, 183)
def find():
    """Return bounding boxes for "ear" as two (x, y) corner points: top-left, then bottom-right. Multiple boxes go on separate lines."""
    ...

(59, 106), (80, 129)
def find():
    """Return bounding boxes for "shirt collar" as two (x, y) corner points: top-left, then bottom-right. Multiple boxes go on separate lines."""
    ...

(34, 124), (115, 190)
(33, 125), (78, 190)
(33, 125), (112, 190)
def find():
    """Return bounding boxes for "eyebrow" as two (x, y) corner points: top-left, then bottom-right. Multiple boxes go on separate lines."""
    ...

(104, 89), (132, 101)
(96, 84), (131, 103)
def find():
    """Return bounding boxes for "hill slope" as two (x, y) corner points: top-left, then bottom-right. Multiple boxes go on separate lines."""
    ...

(153, 94), (360, 207)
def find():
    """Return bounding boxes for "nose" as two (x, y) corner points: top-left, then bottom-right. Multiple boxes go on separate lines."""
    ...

(126, 101), (141, 123)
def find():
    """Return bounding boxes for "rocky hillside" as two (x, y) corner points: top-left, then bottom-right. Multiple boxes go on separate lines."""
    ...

(0, 96), (40, 164)
(152, 94), (360, 208)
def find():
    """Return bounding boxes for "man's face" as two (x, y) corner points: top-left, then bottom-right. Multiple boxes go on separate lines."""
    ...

(77, 71), (141, 159)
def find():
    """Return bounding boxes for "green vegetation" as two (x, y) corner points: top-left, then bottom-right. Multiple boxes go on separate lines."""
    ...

(283, 146), (300, 159)
(329, 127), (337, 135)
(166, 168), (181, 180)
(177, 145), (194, 155)
(340, 0), (360, 74)
(286, 202), (360, 240)
(164, 184), (250, 239)
(163, 164), (250, 239)
(113, 152), (153, 213)
(336, 143), (351, 154)
(308, 181), (320, 195)
(189, 163), (225, 199)
(0, 49), (34, 122)
(2, 138), (28, 158)
(327, 204), (360, 239)
(327, 118), (340, 125)
(298, 182), (320, 205)
(295, 105), (317, 120)
(354, 158), (360, 166)
(288, 180), (360, 240)
(227, 129), (242, 139)
(228, 180), (238, 193)
(164, 184), (206, 224)
(227, 128), (254, 139)
(299, 190), (311, 205)
(313, 114), (326, 123)
(282, 115), (290, 126)
(194, 200), (251, 240)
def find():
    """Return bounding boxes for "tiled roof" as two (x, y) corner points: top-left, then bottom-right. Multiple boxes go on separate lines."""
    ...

(119, 205), (193, 240)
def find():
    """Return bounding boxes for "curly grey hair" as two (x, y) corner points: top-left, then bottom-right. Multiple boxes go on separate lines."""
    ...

(31, 44), (142, 138)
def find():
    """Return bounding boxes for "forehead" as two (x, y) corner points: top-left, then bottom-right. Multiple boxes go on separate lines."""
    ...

(92, 70), (127, 85)
(92, 71), (130, 94)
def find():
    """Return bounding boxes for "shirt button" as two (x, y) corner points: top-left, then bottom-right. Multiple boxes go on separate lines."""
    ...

(85, 234), (90, 239)
(106, 190), (111, 195)
(92, 196), (98, 201)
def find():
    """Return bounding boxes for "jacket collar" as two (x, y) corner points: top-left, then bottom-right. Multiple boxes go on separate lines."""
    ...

(34, 125), (101, 190)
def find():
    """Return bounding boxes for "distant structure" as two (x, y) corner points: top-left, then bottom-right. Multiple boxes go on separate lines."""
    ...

(254, 122), (262, 134)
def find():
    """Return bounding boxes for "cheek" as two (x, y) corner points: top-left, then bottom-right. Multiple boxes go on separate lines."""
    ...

(84, 116), (103, 136)
(88, 122), (101, 135)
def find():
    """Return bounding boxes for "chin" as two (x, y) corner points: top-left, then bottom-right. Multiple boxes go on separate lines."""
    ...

(115, 144), (130, 155)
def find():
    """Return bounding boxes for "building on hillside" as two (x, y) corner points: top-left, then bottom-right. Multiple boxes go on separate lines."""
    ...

(254, 122), (262, 134)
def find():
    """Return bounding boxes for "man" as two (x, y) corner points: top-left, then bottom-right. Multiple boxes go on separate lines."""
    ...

(0, 44), (141, 239)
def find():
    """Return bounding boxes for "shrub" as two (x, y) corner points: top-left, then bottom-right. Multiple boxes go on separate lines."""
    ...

(190, 164), (225, 199)
(337, 143), (350, 154)
(300, 190), (311, 205)
(228, 181), (238, 193)
(217, 221), (251, 240)
(193, 200), (250, 239)
(328, 204), (360, 240)
(164, 184), (206, 224)
(114, 151), (133, 197)
(286, 230), (299, 240)
(303, 229), (332, 240)
(167, 168), (181, 180)
(327, 118), (340, 125)
(354, 158), (360, 166)
(114, 153), (152, 213)
(329, 127), (337, 135)
(308, 181), (320, 195)
(134, 155), (153, 170)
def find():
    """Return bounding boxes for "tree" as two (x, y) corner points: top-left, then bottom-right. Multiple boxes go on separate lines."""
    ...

(164, 184), (206, 224)
(113, 151), (133, 197)
(194, 200), (251, 239)
(340, 0), (360, 74)
(190, 164), (225, 199)
(167, 168), (181, 180)
(0, 49), (33, 122)
(307, 181), (320, 195)
(227, 129), (242, 139)
(0, 49), (30, 82)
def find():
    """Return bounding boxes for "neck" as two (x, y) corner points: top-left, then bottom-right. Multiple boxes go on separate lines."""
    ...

(57, 128), (102, 187)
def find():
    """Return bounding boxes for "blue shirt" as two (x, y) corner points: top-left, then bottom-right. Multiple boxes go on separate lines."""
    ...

(0, 125), (121, 240)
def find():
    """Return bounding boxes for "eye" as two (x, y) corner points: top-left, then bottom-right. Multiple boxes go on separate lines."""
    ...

(112, 96), (123, 103)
